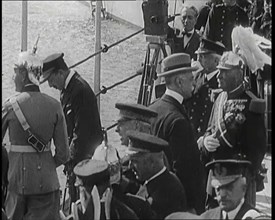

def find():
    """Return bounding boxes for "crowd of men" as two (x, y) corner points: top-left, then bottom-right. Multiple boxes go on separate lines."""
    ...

(2, 0), (271, 219)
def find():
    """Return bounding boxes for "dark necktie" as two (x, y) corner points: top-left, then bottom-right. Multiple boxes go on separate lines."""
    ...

(183, 32), (192, 38)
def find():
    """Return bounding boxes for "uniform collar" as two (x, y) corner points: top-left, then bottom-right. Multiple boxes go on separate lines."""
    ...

(144, 167), (166, 185)
(22, 84), (40, 92)
(222, 198), (244, 219)
(64, 69), (76, 89)
(227, 82), (245, 99)
(206, 69), (219, 81)
(165, 88), (184, 104)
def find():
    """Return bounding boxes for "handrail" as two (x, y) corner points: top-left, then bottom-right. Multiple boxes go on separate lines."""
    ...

(68, 28), (144, 69)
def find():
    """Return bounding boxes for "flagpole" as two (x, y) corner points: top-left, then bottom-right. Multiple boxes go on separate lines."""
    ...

(21, 0), (28, 51)
(94, 0), (102, 111)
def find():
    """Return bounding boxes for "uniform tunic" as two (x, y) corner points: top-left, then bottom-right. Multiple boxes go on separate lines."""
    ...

(2, 85), (69, 195)
(61, 71), (103, 164)
(185, 70), (219, 140)
(198, 83), (267, 206)
(199, 83), (267, 172)
(204, 3), (249, 50)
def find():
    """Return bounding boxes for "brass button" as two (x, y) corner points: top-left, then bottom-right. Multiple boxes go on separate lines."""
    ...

(23, 167), (26, 171)
(22, 186), (25, 189)
(191, 109), (194, 112)
(190, 116), (193, 119)
(200, 119), (203, 122)
(37, 166), (41, 170)
(40, 184), (42, 188)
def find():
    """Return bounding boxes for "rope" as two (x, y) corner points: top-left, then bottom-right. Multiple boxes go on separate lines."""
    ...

(68, 28), (144, 69)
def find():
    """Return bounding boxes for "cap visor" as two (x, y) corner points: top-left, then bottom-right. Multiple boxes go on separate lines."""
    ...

(211, 175), (241, 188)
(39, 68), (54, 84)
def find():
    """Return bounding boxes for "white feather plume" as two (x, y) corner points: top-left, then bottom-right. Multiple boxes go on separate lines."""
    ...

(231, 26), (271, 74)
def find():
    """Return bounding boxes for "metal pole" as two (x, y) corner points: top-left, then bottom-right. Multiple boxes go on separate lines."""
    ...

(94, 0), (102, 111)
(21, 1), (28, 51)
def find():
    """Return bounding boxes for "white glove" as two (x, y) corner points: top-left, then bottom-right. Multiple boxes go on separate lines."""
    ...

(203, 134), (220, 152)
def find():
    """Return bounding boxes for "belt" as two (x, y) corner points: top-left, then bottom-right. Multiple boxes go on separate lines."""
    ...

(10, 144), (51, 153)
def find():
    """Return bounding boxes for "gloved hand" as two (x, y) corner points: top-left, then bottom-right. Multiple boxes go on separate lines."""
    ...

(203, 134), (220, 152)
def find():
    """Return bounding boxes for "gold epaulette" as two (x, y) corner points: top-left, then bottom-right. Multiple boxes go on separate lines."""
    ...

(245, 91), (266, 114)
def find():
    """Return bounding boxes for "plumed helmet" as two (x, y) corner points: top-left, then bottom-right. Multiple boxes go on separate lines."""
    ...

(92, 142), (121, 185)
(217, 51), (245, 70)
(17, 51), (43, 86)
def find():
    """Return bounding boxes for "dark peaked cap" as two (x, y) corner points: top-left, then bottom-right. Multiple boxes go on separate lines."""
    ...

(126, 130), (168, 154)
(40, 53), (65, 83)
(115, 103), (158, 123)
(195, 37), (227, 55)
(206, 159), (251, 188)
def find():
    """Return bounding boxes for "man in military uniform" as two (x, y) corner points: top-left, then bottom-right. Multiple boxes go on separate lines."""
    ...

(115, 103), (160, 194)
(115, 103), (157, 147)
(69, 159), (138, 220)
(149, 53), (206, 214)
(204, 0), (249, 50)
(195, 0), (223, 34)
(200, 158), (265, 219)
(185, 38), (227, 140)
(197, 51), (267, 207)
(40, 53), (103, 205)
(2, 50), (69, 220)
(126, 131), (187, 219)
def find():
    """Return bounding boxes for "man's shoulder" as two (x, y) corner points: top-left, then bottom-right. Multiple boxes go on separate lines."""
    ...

(200, 206), (221, 218)
(2, 93), (21, 116)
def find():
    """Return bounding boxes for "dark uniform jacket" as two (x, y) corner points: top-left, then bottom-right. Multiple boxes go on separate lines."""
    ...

(200, 201), (261, 219)
(195, 4), (211, 31)
(185, 70), (219, 140)
(204, 3), (249, 50)
(61, 72), (103, 165)
(167, 26), (201, 60)
(145, 169), (187, 219)
(149, 95), (206, 214)
(199, 83), (267, 174)
(2, 85), (69, 195)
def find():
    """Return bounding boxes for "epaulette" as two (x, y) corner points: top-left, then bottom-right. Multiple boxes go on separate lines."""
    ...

(245, 91), (266, 114)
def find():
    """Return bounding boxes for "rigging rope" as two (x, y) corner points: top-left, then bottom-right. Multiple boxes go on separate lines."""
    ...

(69, 28), (144, 69)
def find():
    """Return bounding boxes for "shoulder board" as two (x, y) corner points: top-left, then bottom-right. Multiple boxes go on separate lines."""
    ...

(242, 209), (263, 219)
(245, 91), (265, 114)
